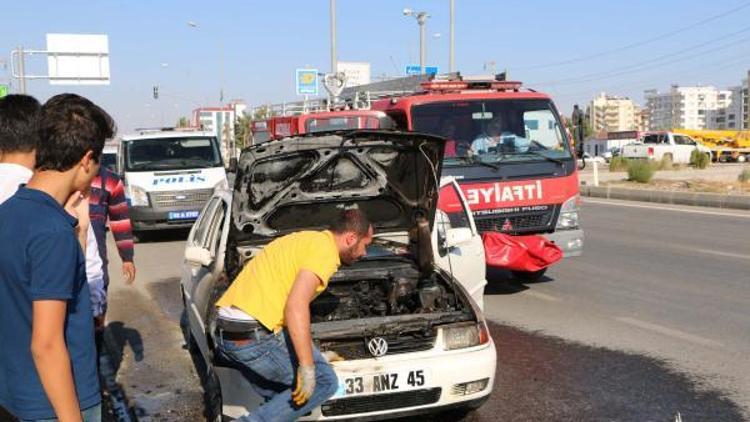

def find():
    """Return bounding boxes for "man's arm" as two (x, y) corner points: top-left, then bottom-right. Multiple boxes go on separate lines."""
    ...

(31, 300), (82, 422)
(284, 269), (321, 367)
(106, 176), (136, 283)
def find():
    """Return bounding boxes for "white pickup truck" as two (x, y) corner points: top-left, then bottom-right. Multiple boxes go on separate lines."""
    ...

(621, 132), (712, 164)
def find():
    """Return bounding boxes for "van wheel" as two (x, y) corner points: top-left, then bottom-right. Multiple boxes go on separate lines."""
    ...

(512, 268), (548, 282)
(132, 230), (147, 243)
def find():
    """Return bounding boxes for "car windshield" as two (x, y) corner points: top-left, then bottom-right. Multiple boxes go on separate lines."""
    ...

(411, 99), (573, 165)
(125, 137), (222, 171)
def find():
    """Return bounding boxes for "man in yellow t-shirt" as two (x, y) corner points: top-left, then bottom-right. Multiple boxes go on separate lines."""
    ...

(215, 209), (373, 421)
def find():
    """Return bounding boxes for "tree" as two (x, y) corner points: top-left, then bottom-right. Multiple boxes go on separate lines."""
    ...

(176, 116), (190, 128)
(234, 113), (252, 149)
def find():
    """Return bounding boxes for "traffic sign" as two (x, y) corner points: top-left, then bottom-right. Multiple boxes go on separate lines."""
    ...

(0, 85), (8, 98)
(405, 65), (439, 76)
(296, 68), (319, 96)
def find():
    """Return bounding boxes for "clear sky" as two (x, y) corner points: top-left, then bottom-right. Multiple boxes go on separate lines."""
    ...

(2, 0), (750, 133)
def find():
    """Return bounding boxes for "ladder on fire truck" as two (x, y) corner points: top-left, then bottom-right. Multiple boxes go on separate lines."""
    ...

(248, 72), (517, 118)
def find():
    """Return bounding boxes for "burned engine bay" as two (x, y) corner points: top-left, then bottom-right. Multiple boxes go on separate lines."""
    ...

(311, 260), (463, 322)
(309, 258), (476, 359)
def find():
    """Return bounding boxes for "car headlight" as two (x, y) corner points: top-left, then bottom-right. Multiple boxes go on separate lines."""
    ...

(442, 322), (490, 351)
(127, 185), (149, 206)
(556, 194), (580, 230)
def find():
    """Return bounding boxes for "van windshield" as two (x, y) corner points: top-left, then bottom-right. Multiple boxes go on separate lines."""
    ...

(410, 99), (573, 166)
(125, 137), (222, 171)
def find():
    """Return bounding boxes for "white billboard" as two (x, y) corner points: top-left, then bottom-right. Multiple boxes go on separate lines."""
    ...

(46, 33), (110, 85)
(338, 61), (371, 88)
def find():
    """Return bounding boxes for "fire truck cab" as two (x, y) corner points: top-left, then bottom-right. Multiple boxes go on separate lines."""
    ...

(371, 74), (583, 279)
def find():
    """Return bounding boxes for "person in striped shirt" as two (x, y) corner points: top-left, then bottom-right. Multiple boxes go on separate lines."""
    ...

(88, 167), (136, 327)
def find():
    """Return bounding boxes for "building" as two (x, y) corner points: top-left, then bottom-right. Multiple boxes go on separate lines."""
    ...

(719, 86), (744, 130)
(190, 99), (248, 162)
(588, 93), (643, 132)
(584, 130), (642, 157)
(645, 85), (733, 130)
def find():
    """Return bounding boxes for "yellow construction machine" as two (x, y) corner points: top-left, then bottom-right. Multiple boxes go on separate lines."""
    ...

(673, 129), (750, 162)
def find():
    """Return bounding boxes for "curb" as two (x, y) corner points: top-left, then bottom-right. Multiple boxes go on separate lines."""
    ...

(579, 185), (750, 211)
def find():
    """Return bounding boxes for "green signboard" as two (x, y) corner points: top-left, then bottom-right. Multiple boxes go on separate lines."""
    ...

(0, 85), (8, 98)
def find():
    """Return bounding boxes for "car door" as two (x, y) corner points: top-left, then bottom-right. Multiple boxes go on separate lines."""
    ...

(672, 134), (692, 163)
(433, 177), (487, 311)
(182, 196), (229, 357)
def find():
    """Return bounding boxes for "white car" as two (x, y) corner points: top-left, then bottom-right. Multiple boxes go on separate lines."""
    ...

(180, 132), (495, 420)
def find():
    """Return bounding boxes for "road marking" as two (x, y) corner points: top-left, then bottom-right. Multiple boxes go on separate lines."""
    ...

(615, 317), (724, 348)
(695, 248), (750, 261)
(584, 198), (750, 219)
(522, 290), (562, 302)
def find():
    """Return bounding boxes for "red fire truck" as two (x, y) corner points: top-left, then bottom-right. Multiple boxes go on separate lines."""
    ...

(370, 74), (583, 280)
(252, 110), (393, 142)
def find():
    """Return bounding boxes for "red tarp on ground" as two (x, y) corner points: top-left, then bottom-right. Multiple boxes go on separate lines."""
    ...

(482, 232), (563, 271)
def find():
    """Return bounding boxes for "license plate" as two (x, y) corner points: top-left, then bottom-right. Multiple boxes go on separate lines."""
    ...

(334, 368), (429, 397)
(167, 210), (200, 220)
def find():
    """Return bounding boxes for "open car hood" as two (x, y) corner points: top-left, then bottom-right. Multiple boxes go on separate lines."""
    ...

(232, 131), (444, 238)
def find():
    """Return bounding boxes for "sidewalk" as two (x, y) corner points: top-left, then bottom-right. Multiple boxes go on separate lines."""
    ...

(578, 163), (750, 210)
(578, 162), (749, 185)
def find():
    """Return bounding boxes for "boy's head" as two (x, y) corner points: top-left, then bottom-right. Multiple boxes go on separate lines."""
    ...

(0, 94), (41, 160)
(38, 93), (115, 191)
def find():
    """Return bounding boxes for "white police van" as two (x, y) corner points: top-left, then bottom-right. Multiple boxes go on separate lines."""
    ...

(119, 128), (229, 237)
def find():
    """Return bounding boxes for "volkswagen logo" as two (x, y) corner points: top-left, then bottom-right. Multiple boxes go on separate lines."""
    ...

(367, 337), (388, 357)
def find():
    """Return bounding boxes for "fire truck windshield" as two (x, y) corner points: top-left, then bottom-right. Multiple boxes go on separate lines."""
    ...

(411, 99), (573, 166)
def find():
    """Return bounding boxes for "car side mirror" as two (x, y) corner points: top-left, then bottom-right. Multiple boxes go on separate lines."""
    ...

(185, 245), (213, 267)
(443, 227), (474, 249)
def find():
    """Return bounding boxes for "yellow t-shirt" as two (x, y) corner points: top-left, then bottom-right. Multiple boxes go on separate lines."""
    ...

(215, 230), (341, 332)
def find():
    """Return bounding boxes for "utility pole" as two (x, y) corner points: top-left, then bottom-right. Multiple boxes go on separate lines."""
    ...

(17, 46), (26, 94)
(330, 0), (337, 73)
(449, 0), (455, 73)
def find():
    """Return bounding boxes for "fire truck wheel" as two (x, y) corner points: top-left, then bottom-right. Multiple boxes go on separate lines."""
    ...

(511, 268), (548, 283)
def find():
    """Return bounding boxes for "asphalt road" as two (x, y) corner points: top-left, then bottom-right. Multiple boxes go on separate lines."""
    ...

(95, 198), (750, 421)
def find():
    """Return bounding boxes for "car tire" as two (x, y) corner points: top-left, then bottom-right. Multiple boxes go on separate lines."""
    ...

(204, 368), (224, 422)
(511, 268), (547, 282)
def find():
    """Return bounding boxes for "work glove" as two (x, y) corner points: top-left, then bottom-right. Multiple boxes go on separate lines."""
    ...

(292, 365), (316, 406)
(322, 350), (345, 362)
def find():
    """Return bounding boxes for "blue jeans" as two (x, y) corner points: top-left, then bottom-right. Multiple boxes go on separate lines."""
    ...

(218, 330), (338, 422)
(21, 403), (101, 422)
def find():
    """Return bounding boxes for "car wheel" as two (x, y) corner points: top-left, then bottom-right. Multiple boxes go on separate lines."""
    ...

(204, 368), (224, 422)
(511, 268), (547, 282)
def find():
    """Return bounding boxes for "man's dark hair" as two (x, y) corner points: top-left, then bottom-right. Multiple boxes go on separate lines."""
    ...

(0, 94), (41, 155)
(330, 209), (371, 237)
(36, 93), (115, 171)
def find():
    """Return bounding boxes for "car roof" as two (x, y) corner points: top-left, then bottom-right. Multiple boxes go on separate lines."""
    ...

(121, 130), (215, 141)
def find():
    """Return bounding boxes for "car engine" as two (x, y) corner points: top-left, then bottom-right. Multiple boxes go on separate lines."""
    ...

(311, 260), (461, 323)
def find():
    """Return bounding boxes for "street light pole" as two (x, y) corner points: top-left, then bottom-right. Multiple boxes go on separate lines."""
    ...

(419, 16), (426, 73)
(449, 0), (455, 73)
(403, 9), (430, 74)
(330, 0), (337, 73)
